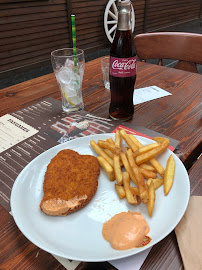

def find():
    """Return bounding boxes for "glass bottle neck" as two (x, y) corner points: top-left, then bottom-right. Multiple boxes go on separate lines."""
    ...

(117, 1), (132, 31)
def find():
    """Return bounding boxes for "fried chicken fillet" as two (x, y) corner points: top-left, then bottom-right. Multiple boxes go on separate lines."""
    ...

(40, 149), (100, 216)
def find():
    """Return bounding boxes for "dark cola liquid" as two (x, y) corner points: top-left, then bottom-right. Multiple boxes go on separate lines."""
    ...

(109, 30), (136, 121)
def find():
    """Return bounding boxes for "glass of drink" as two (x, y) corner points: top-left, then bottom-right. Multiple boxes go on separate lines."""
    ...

(101, 56), (110, 90)
(51, 48), (85, 112)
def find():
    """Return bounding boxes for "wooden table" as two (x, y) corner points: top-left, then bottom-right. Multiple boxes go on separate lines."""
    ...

(1, 58), (201, 169)
(0, 58), (201, 270)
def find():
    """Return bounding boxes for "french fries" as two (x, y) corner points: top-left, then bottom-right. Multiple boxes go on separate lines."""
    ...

(120, 129), (139, 152)
(136, 140), (170, 165)
(139, 163), (156, 172)
(149, 158), (165, 177)
(106, 134), (124, 166)
(97, 156), (115, 181)
(104, 149), (114, 158)
(115, 184), (126, 199)
(147, 180), (155, 217)
(120, 152), (138, 186)
(115, 130), (121, 147)
(98, 140), (123, 155)
(90, 140), (114, 167)
(130, 187), (140, 196)
(106, 138), (115, 144)
(126, 148), (149, 204)
(128, 134), (143, 148)
(153, 137), (170, 144)
(136, 143), (159, 156)
(129, 135), (164, 174)
(113, 153), (122, 185)
(164, 155), (175, 195)
(139, 167), (157, 179)
(113, 130), (123, 185)
(90, 128), (175, 217)
(122, 172), (139, 205)
(146, 178), (164, 189)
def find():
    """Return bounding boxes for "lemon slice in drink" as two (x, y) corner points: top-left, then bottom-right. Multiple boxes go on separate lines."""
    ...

(64, 92), (80, 106)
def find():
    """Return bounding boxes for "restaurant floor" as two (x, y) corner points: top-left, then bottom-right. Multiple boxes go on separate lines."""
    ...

(0, 19), (201, 90)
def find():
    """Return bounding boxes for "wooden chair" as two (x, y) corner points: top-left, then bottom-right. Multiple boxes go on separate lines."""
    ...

(134, 32), (202, 73)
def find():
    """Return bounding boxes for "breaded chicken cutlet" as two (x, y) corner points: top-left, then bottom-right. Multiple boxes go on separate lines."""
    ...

(40, 149), (100, 216)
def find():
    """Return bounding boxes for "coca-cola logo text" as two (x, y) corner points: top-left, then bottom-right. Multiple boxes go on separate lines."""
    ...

(110, 56), (137, 77)
(112, 59), (136, 71)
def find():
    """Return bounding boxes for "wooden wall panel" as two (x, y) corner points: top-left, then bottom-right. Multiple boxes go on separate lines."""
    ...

(145, 0), (201, 32)
(71, 0), (145, 54)
(132, 0), (146, 34)
(71, 0), (109, 54)
(0, 0), (70, 76)
(0, 0), (201, 79)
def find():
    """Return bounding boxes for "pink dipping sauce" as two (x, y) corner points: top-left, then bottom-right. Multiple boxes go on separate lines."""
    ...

(102, 212), (150, 250)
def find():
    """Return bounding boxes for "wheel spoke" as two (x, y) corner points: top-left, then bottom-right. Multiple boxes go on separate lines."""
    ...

(112, 31), (116, 41)
(109, 24), (117, 35)
(108, 10), (117, 20)
(112, 2), (118, 17)
(107, 20), (117, 25)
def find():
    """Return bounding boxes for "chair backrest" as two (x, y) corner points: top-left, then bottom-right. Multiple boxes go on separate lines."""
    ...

(134, 32), (202, 73)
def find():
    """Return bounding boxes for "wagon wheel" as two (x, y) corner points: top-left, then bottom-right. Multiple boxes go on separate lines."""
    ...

(104, 0), (135, 43)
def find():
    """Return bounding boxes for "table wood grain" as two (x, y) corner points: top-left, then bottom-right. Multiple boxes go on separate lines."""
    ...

(0, 58), (201, 270)
(0, 58), (201, 170)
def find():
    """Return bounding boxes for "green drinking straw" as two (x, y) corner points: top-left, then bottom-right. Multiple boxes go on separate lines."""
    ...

(71, 14), (77, 68)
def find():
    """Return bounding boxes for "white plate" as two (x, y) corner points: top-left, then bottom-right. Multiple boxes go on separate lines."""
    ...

(11, 134), (190, 262)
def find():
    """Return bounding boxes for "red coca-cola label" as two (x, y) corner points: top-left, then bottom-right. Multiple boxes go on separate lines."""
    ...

(110, 56), (137, 77)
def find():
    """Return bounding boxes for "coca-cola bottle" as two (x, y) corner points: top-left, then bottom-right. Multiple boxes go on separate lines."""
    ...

(109, 0), (137, 120)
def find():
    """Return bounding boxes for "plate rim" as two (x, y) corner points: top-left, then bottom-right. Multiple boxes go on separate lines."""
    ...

(10, 133), (190, 262)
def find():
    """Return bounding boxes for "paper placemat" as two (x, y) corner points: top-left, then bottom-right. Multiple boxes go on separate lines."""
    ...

(1, 97), (179, 270)
(134, 86), (172, 105)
